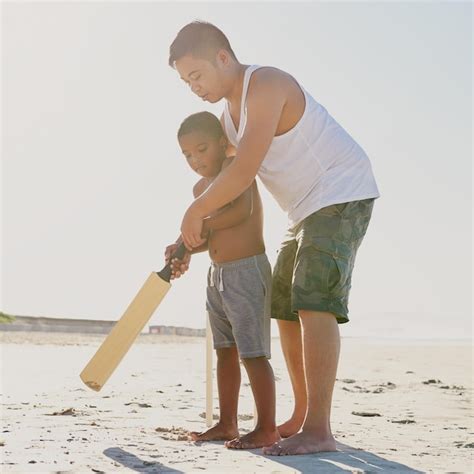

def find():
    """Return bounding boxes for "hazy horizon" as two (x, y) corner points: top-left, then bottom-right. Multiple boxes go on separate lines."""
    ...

(2, 2), (472, 341)
(1, 310), (471, 342)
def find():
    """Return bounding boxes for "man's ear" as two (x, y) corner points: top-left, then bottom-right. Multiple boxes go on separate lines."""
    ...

(216, 49), (230, 68)
(219, 135), (228, 151)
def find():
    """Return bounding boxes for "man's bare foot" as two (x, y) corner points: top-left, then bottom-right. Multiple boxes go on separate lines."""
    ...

(262, 430), (337, 455)
(189, 422), (238, 442)
(225, 427), (280, 450)
(277, 414), (305, 438)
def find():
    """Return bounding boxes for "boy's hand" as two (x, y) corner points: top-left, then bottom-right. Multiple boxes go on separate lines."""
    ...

(164, 242), (191, 280)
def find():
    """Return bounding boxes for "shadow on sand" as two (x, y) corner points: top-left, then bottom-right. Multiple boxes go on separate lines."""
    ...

(104, 442), (423, 473)
(256, 441), (423, 473)
(104, 447), (181, 473)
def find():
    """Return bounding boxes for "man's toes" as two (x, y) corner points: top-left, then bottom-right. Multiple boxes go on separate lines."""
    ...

(263, 442), (282, 456)
(280, 446), (291, 456)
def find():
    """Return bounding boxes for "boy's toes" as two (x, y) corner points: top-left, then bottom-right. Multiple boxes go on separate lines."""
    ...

(224, 437), (243, 449)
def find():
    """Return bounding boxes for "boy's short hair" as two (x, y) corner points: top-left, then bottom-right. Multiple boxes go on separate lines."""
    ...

(177, 111), (225, 140)
(169, 21), (237, 67)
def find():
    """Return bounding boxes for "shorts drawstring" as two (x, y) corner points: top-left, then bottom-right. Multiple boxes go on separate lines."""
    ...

(219, 268), (224, 291)
(210, 265), (224, 292)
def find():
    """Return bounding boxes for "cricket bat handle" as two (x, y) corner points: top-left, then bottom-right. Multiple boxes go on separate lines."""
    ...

(157, 242), (187, 282)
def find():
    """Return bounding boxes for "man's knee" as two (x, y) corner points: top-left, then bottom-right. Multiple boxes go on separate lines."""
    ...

(298, 310), (338, 322)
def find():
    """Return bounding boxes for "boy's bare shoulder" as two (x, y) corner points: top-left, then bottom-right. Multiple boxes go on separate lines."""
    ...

(193, 178), (209, 198)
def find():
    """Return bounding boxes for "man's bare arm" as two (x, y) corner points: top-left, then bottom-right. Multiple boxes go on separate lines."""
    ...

(166, 179), (208, 275)
(203, 189), (252, 232)
(194, 71), (286, 218)
(189, 179), (210, 253)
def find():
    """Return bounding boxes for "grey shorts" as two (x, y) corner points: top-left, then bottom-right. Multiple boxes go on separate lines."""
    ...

(206, 253), (272, 359)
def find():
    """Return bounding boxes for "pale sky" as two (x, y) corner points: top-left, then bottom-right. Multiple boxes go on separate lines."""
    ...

(2, 2), (472, 340)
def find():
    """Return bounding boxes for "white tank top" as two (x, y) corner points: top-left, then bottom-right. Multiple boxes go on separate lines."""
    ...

(223, 65), (380, 227)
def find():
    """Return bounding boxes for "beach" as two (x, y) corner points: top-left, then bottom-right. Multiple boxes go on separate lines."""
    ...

(0, 331), (472, 473)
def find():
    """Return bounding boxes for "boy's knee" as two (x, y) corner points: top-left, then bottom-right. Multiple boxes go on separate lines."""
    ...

(216, 346), (238, 359)
(241, 355), (267, 365)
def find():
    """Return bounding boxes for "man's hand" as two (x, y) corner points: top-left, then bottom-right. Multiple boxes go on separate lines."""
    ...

(164, 242), (191, 280)
(180, 203), (207, 250)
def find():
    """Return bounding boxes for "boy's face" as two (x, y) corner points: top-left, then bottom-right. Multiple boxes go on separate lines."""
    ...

(178, 131), (226, 178)
(175, 54), (227, 103)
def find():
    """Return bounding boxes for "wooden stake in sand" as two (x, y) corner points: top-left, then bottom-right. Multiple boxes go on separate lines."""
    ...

(205, 314), (213, 427)
(205, 314), (258, 428)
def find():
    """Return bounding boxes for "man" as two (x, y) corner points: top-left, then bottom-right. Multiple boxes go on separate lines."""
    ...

(167, 21), (379, 455)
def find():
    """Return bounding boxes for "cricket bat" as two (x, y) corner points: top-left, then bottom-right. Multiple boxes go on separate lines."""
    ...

(80, 242), (186, 391)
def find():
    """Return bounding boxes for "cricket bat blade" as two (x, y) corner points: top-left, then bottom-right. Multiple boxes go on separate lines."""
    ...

(80, 242), (186, 391)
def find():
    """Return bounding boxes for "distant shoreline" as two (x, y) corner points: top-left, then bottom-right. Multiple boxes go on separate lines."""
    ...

(0, 314), (205, 337)
(1, 313), (471, 344)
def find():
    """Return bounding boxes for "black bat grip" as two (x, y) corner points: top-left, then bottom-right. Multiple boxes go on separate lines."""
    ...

(157, 242), (187, 282)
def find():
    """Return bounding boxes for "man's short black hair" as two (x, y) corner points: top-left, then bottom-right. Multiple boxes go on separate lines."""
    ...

(169, 21), (237, 67)
(177, 111), (224, 140)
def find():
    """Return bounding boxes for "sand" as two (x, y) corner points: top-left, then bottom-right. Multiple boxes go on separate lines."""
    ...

(0, 331), (472, 473)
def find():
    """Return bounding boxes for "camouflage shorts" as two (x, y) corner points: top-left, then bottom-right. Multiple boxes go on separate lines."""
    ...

(271, 199), (375, 324)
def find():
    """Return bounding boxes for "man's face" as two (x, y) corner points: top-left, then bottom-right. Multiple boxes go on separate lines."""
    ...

(175, 54), (226, 103)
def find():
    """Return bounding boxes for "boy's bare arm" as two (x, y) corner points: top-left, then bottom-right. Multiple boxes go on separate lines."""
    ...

(202, 157), (253, 233)
(203, 187), (252, 233)
(170, 234), (207, 255)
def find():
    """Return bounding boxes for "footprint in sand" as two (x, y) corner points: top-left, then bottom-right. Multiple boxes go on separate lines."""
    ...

(238, 413), (254, 421)
(155, 426), (190, 441)
(352, 411), (382, 417)
(422, 379), (442, 385)
(198, 412), (218, 420)
(47, 408), (77, 416)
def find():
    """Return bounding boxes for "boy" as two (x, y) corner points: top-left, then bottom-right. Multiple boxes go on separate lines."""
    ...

(166, 111), (280, 450)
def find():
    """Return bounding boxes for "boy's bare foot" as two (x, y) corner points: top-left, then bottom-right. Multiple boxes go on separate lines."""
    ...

(225, 427), (280, 450)
(277, 414), (305, 438)
(262, 430), (337, 455)
(189, 422), (238, 442)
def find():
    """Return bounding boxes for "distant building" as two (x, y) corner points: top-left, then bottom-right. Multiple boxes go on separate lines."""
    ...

(148, 325), (205, 337)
